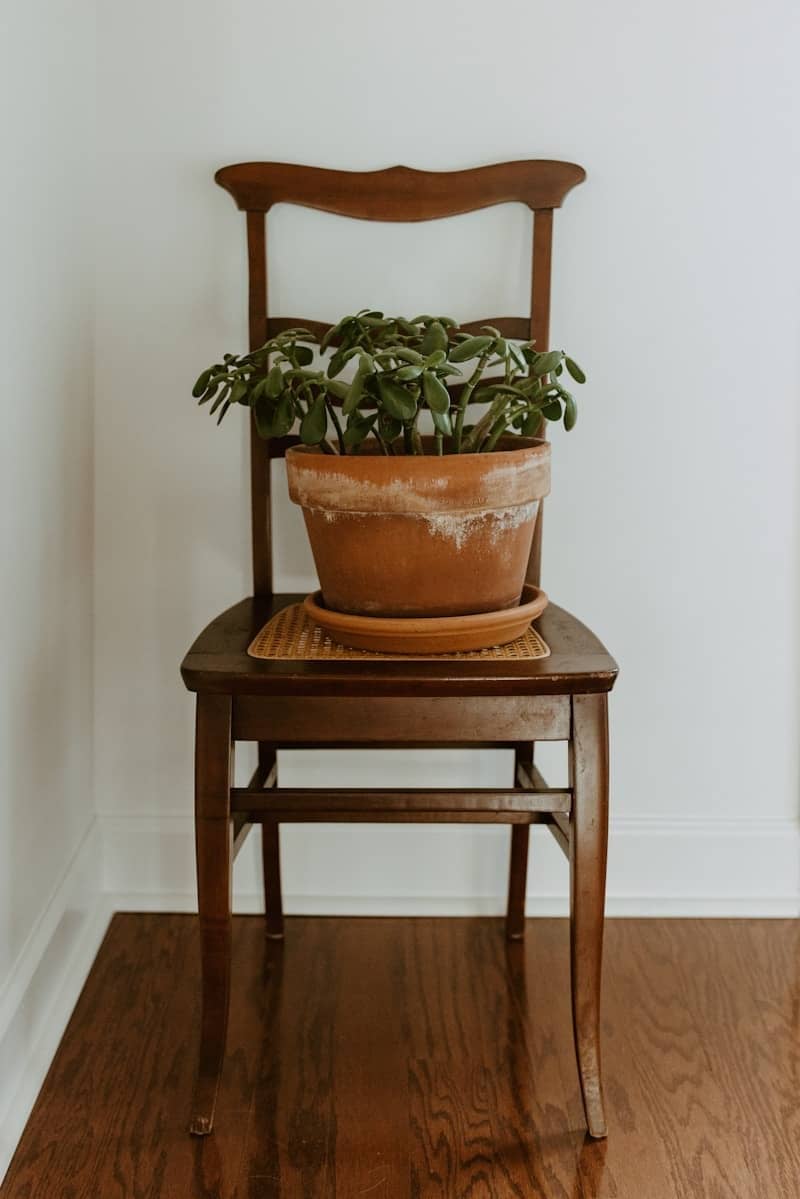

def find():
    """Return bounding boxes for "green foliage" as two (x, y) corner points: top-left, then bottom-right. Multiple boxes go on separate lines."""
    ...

(191, 310), (586, 454)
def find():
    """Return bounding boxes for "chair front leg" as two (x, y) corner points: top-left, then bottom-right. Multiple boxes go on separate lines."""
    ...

(568, 692), (609, 1138)
(190, 693), (234, 1136)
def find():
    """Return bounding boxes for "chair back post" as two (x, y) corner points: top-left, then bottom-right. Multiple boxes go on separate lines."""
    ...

(215, 162), (585, 600)
(527, 207), (555, 588)
(245, 211), (272, 596)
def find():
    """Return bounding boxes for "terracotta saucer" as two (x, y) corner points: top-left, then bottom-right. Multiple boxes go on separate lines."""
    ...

(303, 584), (549, 655)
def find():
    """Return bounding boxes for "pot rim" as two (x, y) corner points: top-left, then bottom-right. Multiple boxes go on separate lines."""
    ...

(286, 434), (551, 514)
(286, 434), (549, 469)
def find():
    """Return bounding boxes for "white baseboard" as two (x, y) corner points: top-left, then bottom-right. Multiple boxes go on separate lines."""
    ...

(101, 813), (800, 919)
(0, 818), (110, 1182)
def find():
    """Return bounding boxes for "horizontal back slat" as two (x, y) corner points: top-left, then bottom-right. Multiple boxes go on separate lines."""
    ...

(215, 160), (585, 220)
(263, 315), (532, 343)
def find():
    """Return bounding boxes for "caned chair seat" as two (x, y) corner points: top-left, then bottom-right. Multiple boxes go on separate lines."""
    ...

(181, 593), (617, 698)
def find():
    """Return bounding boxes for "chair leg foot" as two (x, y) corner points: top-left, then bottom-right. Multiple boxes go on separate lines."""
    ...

(189, 908), (232, 1137)
(506, 824), (530, 940)
(569, 693), (610, 1140)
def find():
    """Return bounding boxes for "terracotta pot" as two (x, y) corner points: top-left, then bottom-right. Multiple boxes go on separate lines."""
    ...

(286, 436), (551, 618)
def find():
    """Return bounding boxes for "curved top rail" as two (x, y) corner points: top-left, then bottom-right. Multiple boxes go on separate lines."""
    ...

(214, 160), (586, 221)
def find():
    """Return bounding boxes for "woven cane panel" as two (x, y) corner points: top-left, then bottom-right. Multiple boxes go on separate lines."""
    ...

(248, 603), (550, 661)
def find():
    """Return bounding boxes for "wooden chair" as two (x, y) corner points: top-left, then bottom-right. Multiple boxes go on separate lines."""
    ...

(181, 160), (618, 1139)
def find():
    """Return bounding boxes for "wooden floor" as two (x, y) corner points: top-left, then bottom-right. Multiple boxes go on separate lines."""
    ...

(3, 915), (799, 1198)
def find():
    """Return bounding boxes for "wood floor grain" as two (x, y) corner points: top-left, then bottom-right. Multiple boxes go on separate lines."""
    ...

(2, 915), (799, 1198)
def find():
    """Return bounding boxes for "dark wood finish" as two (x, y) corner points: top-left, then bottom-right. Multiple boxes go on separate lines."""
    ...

(526, 207), (555, 588)
(256, 739), (536, 751)
(506, 825), (530, 938)
(252, 758), (277, 790)
(569, 692), (610, 1138)
(531, 208), (555, 351)
(246, 211), (271, 595)
(230, 814), (251, 859)
(216, 159), (586, 220)
(176, 159), (616, 1140)
(6, 914), (800, 1198)
(230, 786), (571, 816)
(265, 313), (533, 342)
(190, 694), (234, 1135)
(261, 824), (283, 938)
(506, 743), (534, 939)
(232, 693), (571, 741)
(236, 810), (564, 826)
(258, 745), (284, 939)
(232, 757), (277, 863)
(549, 809), (571, 856)
(246, 210), (268, 347)
(519, 757), (572, 855)
(518, 759), (554, 793)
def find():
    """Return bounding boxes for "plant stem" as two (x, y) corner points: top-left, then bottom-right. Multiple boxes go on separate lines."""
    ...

(411, 395), (424, 454)
(325, 396), (346, 455)
(482, 402), (532, 452)
(435, 431), (443, 456)
(461, 395), (508, 453)
(453, 352), (491, 452)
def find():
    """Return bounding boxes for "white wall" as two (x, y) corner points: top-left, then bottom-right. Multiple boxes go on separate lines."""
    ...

(0, 0), (104, 1174)
(94, 0), (800, 913)
(3, 0), (794, 1183)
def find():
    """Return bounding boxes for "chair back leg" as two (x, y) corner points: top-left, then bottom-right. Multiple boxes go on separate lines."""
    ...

(190, 694), (234, 1135)
(262, 823), (284, 938)
(506, 744), (535, 938)
(568, 692), (609, 1138)
(506, 738), (537, 935)
(506, 824), (530, 939)
(258, 744), (285, 937)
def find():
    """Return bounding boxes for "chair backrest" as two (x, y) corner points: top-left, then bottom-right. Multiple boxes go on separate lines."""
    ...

(215, 160), (586, 598)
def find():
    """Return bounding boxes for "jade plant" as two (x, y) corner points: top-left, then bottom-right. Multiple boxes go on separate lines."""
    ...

(192, 311), (585, 455)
